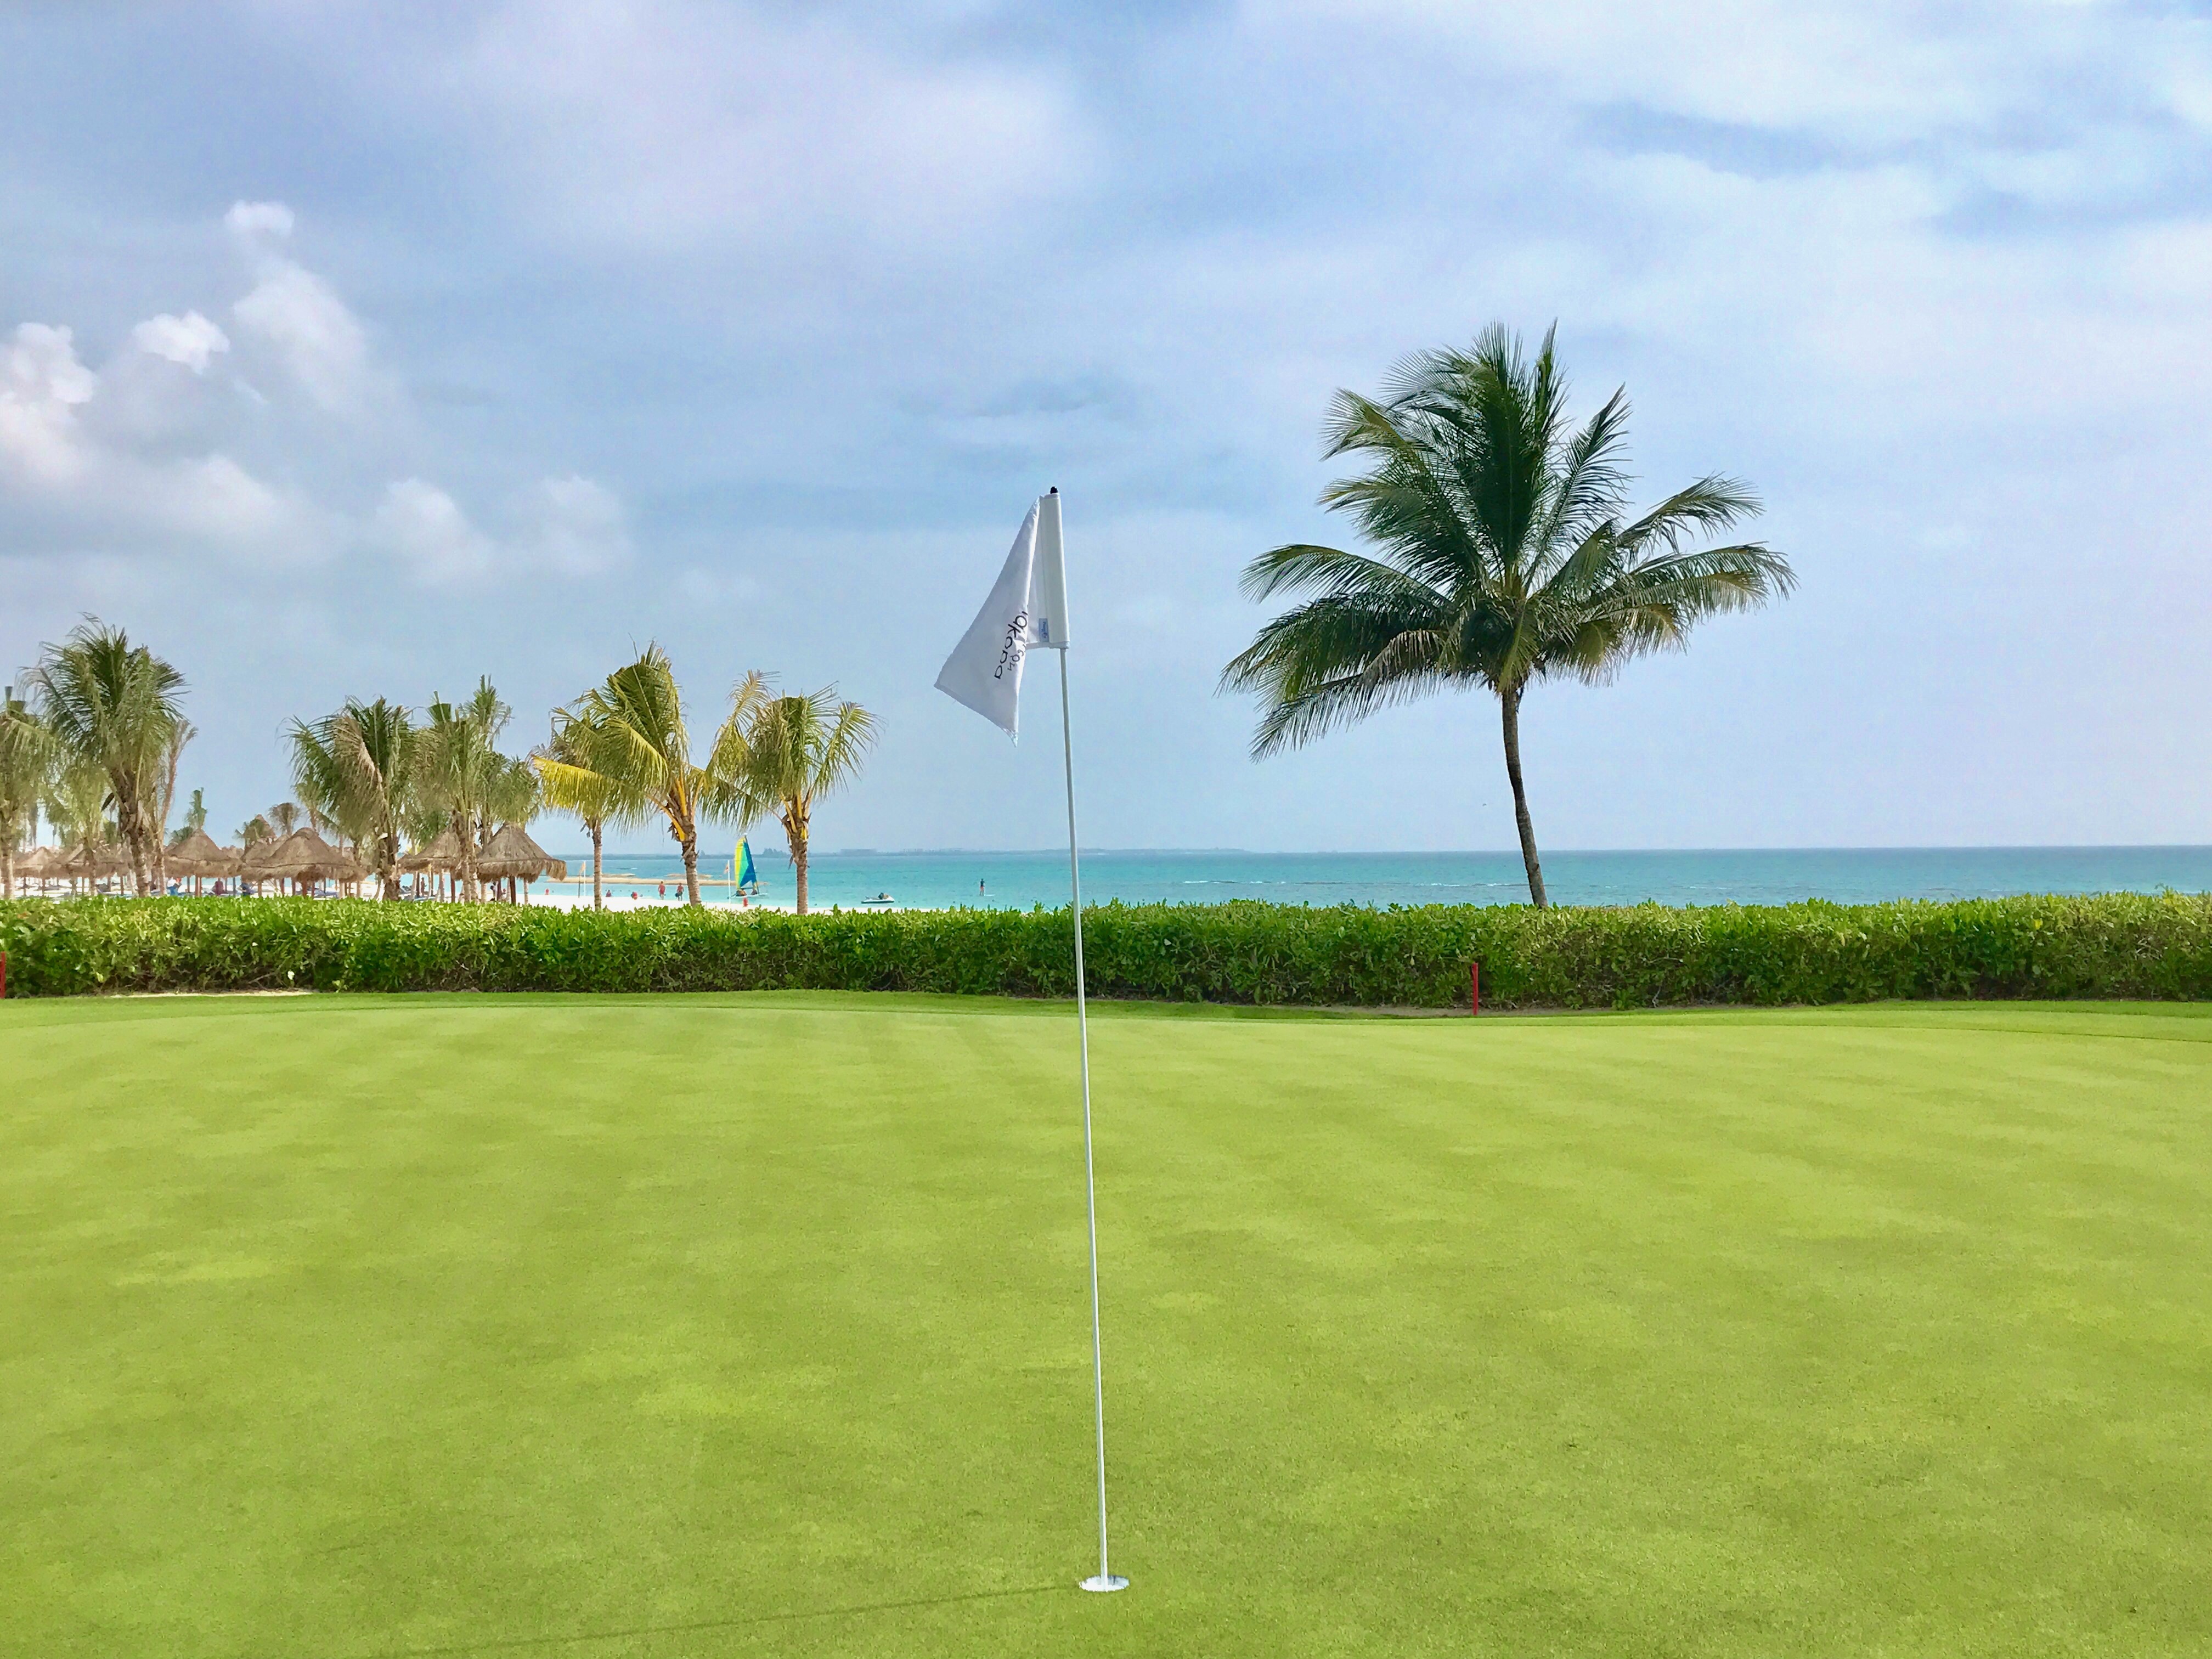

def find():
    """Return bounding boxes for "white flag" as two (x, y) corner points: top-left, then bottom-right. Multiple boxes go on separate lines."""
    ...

(935, 501), (1040, 737)
(1028, 488), (1069, 651)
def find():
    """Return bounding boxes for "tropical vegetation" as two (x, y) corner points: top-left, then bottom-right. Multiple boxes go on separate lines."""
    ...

(26, 619), (188, 896)
(1222, 324), (1796, 907)
(533, 646), (729, 906)
(0, 684), (56, 900)
(715, 675), (876, 915)
(5, 889), (2208, 1006)
(5, 619), (882, 912)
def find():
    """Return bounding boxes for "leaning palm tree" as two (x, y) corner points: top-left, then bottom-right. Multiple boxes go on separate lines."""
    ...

(146, 719), (194, 892)
(715, 675), (875, 915)
(291, 698), (419, 899)
(1221, 325), (1795, 907)
(29, 619), (187, 895)
(1, 690), (57, 899)
(535, 646), (726, 906)
(44, 761), (117, 895)
(420, 680), (512, 902)
(533, 713), (635, 910)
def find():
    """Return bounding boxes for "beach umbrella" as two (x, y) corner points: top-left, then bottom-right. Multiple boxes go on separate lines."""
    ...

(239, 827), (358, 894)
(167, 827), (240, 880)
(399, 824), (466, 898)
(475, 822), (566, 882)
(16, 845), (61, 890)
(64, 841), (131, 876)
(476, 822), (566, 903)
(399, 825), (464, 873)
(259, 826), (363, 887)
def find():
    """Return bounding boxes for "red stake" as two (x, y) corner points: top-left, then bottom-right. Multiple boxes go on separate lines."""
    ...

(1469, 960), (1480, 1016)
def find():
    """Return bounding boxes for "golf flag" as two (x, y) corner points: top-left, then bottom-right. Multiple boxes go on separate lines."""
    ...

(936, 490), (1073, 736)
(1029, 488), (1069, 651)
(735, 838), (758, 894)
(932, 489), (1126, 1593)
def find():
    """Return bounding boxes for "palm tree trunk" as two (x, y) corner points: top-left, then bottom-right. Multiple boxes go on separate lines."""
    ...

(1499, 685), (1548, 909)
(1, 843), (12, 900)
(792, 825), (809, 915)
(681, 829), (701, 906)
(590, 821), (603, 910)
(114, 788), (149, 895)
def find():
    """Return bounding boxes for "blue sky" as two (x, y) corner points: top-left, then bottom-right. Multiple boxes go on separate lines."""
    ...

(4, 2), (2208, 853)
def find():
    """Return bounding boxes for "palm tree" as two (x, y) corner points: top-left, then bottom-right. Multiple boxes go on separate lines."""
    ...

(535, 646), (729, 906)
(533, 713), (634, 909)
(420, 680), (512, 902)
(30, 619), (187, 895)
(716, 675), (875, 915)
(148, 720), (194, 893)
(1221, 325), (1795, 907)
(1, 689), (56, 900)
(45, 761), (117, 895)
(174, 788), (209, 843)
(291, 699), (419, 900)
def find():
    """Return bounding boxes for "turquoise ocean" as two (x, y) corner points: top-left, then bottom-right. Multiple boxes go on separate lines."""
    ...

(558, 846), (2212, 911)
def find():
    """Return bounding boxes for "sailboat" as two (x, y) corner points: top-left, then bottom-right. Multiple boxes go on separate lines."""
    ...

(735, 838), (760, 898)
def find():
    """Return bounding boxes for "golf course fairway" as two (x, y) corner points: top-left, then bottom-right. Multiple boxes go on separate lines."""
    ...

(4, 992), (2209, 1657)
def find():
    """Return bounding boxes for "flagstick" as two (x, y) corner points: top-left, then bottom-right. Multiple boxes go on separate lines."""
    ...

(1060, 646), (1127, 1595)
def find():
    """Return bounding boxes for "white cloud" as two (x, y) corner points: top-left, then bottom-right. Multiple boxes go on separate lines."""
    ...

(0, 323), (98, 486)
(2, 204), (617, 583)
(526, 475), (630, 577)
(233, 260), (371, 414)
(374, 478), (499, 587)
(0, 317), (309, 557)
(129, 312), (230, 374)
(224, 199), (295, 241)
(373, 472), (631, 588)
(445, 0), (1087, 251)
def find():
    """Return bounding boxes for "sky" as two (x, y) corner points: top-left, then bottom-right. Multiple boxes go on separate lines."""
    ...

(4, 1), (2209, 855)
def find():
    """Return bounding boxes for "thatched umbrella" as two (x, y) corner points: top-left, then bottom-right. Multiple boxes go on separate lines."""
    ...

(476, 822), (566, 902)
(400, 825), (462, 872)
(237, 832), (291, 895)
(399, 825), (466, 899)
(256, 826), (363, 895)
(167, 827), (240, 894)
(64, 840), (132, 891)
(16, 844), (61, 893)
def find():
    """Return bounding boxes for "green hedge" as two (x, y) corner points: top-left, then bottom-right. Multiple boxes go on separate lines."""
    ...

(4, 892), (2210, 1007)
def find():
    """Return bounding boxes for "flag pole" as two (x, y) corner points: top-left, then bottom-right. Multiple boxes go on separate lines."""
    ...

(1059, 643), (1127, 1594)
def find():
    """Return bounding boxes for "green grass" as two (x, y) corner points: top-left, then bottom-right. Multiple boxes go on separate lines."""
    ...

(4, 993), (2211, 1657)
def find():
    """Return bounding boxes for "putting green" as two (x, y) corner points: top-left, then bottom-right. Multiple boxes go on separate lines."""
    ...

(3, 994), (2210, 1656)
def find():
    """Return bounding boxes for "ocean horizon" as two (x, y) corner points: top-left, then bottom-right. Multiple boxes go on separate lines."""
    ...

(549, 845), (2212, 912)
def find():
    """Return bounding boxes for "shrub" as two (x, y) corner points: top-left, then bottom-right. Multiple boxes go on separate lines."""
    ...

(3, 893), (2209, 1006)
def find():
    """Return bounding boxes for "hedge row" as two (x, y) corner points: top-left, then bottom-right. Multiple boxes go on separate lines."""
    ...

(4, 891), (2210, 1007)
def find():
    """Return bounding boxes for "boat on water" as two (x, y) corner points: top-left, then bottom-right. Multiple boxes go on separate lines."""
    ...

(861, 891), (896, 907)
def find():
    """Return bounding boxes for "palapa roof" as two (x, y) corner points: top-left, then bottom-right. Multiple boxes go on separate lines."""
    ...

(64, 840), (132, 876)
(247, 826), (362, 881)
(15, 844), (62, 877)
(475, 822), (566, 881)
(399, 825), (465, 872)
(167, 826), (240, 877)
